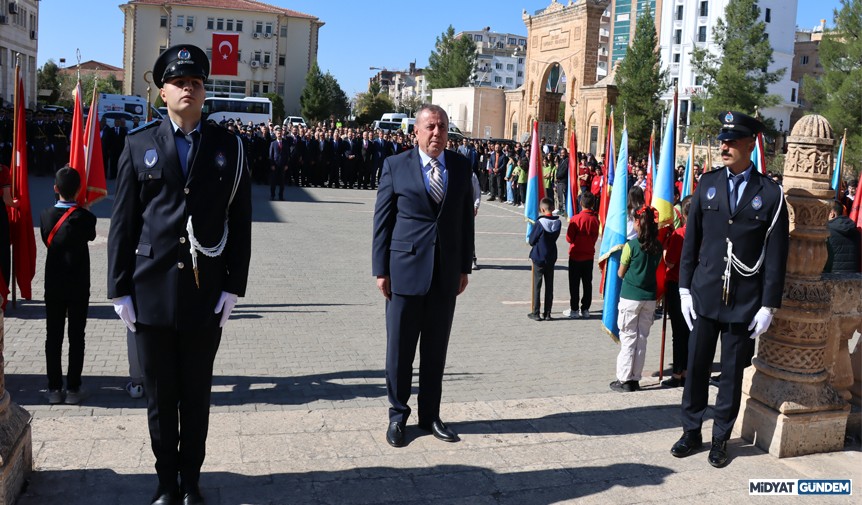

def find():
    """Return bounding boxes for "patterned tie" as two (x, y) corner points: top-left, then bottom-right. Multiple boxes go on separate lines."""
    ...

(729, 173), (744, 213)
(429, 158), (444, 204)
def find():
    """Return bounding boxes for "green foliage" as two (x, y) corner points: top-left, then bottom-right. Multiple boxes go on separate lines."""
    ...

(37, 60), (62, 105)
(368, 80), (382, 96)
(353, 92), (395, 125)
(689, 0), (784, 140)
(322, 72), (350, 120)
(614, 7), (669, 155)
(154, 94), (165, 109)
(400, 95), (425, 117)
(56, 72), (122, 108)
(264, 92), (285, 124)
(425, 25), (477, 89)
(300, 62), (329, 123)
(803, 0), (862, 174)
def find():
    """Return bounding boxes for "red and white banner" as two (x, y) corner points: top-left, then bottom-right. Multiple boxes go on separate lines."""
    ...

(211, 33), (239, 76)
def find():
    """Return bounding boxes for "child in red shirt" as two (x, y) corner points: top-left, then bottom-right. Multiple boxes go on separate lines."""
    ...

(563, 192), (600, 319)
(662, 196), (692, 387)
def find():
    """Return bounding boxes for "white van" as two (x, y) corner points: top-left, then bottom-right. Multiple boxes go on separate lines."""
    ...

(98, 93), (162, 122)
(381, 112), (407, 122)
(400, 118), (416, 135)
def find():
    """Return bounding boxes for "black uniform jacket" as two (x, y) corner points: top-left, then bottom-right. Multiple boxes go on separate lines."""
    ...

(107, 119), (252, 330)
(679, 167), (789, 323)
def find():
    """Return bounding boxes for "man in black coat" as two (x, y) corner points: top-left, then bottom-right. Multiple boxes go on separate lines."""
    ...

(107, 45), (252, 505)
(268, 126), (287, 200)
(671, 111), (789, 469)
(825, 199), (861, 273)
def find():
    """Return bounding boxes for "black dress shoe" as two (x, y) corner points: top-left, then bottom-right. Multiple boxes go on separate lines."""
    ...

(670, 431), (703, 458)
(661, 376), (685, 388)
(151, 487), (180, 505)
(527, 313), (543, 321)
(386, 421), (406, 448)
(708, 438), (729, 468)
(418, 419), (459, 442)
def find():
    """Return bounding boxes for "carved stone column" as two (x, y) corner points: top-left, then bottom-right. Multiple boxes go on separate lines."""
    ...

(0, 310), (32, 504)
(735, 115), (849, 457)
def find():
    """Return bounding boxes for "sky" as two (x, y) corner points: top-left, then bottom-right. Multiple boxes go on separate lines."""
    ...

(37, 0), (844, 97)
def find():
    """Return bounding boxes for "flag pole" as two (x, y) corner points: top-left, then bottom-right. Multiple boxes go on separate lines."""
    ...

(10, 55), (20, 309)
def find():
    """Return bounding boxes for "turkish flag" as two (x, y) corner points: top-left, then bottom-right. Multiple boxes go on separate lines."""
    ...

(211, 33), (239, 76)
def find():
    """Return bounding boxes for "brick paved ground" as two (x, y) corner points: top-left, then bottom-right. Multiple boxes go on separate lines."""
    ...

(4, 175), (859, 504)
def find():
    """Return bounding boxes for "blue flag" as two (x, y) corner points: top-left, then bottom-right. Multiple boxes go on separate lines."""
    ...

(524, 120), (545, 242)
(832, 130), (846, 200)
(598, 126), (629, 343)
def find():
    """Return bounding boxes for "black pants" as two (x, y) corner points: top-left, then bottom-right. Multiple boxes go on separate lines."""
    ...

(45, 297), (88, 391)
(680, 316), (755, 441)
(567, 259), (592, 311)
(488, 172), (503, 199)
(269, 166), (285, 198)
(531, 262), (555, 316)
(385, 269), (457, 425)
(136, 324), (222, 489)
(665, 281), (690, 375)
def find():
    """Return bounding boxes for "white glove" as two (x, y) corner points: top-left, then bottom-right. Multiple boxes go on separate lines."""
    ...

(679, 288), (697, 331)
(112, 296), (137, 332)
(748, 307), (775, 340)
(214, 291), (238, 328)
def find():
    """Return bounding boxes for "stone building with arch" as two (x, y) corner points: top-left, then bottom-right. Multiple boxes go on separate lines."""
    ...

(505, 0), (617, 155)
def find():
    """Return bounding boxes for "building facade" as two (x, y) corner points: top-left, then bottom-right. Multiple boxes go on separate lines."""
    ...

(57, 60), (125, 90)
(0, 0), (39, 109)
(608, 0), (664, 67)
(432, 86), (506, 139)
(119, 0), (323, 116)
(791, 21), (826, 125)
(658, 0), (799, 139)
(369, 62), (429, 114)
(457, 28), (527, 90)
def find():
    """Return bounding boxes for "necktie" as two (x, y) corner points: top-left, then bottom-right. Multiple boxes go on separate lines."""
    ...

(185, 130), (200, 178)
(729, 173), (744, 213)
(429, 158), (444, 204)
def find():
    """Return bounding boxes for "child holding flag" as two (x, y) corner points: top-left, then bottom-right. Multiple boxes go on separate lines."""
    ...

(610, 205), (662, 393)
(528, 198), (561, 321)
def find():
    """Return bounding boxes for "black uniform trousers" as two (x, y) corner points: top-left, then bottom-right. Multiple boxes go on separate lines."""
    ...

(385, 252), (457, 425)
(531, 261), (555, 317)
(665, 281), (690, 375)
(45, 297), (88, 391)
(136, 323), (222, 489)
(680, 315), (754, 441)
(270, 166), (285, 199)
(567, 259), (593, 312)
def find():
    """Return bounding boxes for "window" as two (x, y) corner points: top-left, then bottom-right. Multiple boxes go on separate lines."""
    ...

(673, 53), (681, 63)
(676, 5), (683, 20)
(186, 16), (194, 28)
(765, 8), (771, 22)
(176, 15), (184, 27)
(494, 76), (502, 83)
(262, 83), (269, 94)
(160, 15), (168, 28)
(253, 51), (262, 62)
(697, 26), (707, 42)
(226, 19), (233, 31)
(517, 71), (523, 77)
(255, 21), (263, 33)
(489, 37), (495, 43)
(791, 88), (796, 102)
(216, 18), (224, 30)
(236, 20), (243, 32)
(674, 30), (681, 44)
(159, 45), (167, 55)
(252, 82), (260, 94)
(695, 75), (703, 86)
(801, 55), (809, 65)
(473, 34), (483, 42)
(505, 77), (513, 84)
(495, 62), (502, 69)
(263, 52), (271, 65)
(764, 32), (769, 40)
(519, 39), (526, 46)
(506, 63), (514, 71)
(700, 1), (708, 17)
(265, 22), (273, 35)
(518, 57), (524, 64)
(279, 54), (286, 66)
(207, 18), (214, 30)
(508, 37), (516, 45)
(280, 26), (287, 37)
(496, 42), (504, 48)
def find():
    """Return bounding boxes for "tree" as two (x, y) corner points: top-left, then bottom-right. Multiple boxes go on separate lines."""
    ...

(37, 60), (63, 105)
(804, 0), (862, 172)
(264, 92), (285, 124)
(368, 80), (382, 96)
(353, 91), (395, 125)
(57, 72), (121, 108)
(425, 25), (477, 89)
(401, 95), (425, 117)
(322, 72), (350, 120)
(300, 62), (330, 123)
(688, 0), (784, 141)
(614, 7), (669, 155)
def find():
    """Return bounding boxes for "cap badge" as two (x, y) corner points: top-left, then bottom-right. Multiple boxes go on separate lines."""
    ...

(707, 186), (716, 200)
(752, 195), (763, 210)
(178, 48), (191, 60)
(144, 149), (158, 168)
(725, 112), (734, 123)
(215, 152), (227, 168)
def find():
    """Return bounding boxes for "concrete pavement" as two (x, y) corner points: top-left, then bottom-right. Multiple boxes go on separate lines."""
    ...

(3, 175), (859, 504)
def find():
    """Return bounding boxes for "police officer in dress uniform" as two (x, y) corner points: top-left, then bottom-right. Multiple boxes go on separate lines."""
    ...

(107, 45), (252, 505)
(670, 111), (789, 468)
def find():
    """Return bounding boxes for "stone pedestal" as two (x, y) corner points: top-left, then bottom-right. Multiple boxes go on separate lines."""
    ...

(0, 310), (32, 504)
(735, 115), (850, 457)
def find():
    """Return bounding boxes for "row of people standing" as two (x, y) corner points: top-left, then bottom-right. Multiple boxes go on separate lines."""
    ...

(0, 109), (72, 176)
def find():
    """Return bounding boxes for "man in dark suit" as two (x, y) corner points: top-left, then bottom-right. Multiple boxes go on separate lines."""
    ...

(103, 117), (129, 179)
(671, 111), (789, 468)
(268, 126), (287, 200)
(108, 45), (252, 505)
(372, 104), (474, 448)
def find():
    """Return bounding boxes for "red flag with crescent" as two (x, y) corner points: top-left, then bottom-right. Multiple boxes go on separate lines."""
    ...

(211, 33), (239, 76)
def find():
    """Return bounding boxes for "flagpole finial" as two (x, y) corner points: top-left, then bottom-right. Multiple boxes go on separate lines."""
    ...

(76, 48), (82, 82)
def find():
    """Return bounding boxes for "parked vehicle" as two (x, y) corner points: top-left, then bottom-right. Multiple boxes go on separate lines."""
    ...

(203, 96), (273, 125)
(283, 115), (308, 128)
(98, 93), (162, 122)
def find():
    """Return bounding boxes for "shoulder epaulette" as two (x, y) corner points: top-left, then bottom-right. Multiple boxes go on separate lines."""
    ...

(128, 119), (162, 135)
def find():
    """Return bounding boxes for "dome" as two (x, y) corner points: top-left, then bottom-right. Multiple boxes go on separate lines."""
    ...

(790, 114), (834, 141)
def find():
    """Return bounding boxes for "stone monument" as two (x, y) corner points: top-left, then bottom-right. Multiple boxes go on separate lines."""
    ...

(0, 310), (32, 503)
